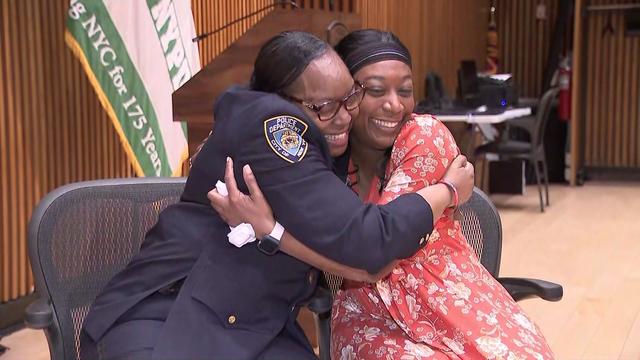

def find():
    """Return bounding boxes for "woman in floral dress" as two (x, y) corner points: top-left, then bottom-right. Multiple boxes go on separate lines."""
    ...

(329, 29), (554, 360)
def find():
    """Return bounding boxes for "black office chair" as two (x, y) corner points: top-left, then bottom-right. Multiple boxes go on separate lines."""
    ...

(24, 178), (186, 360)
(22, 178), (354, 360)
(310, 187), (563, 360)
(25, 180), (561, 360)
(474, 87), (560, 212)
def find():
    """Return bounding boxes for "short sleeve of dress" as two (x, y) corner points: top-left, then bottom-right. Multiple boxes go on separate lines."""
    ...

(379, 114), (460, 205)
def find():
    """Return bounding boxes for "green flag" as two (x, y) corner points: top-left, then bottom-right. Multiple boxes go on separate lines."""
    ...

(65, 0), (201, 176)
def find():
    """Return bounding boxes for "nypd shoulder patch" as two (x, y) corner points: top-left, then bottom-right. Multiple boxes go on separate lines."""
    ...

(263, 115), (309, 163)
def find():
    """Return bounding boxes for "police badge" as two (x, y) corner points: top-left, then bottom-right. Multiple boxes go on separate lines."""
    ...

(263, 115), (309, 163)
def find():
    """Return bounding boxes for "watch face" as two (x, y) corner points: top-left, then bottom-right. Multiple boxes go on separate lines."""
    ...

(258, 235), (279, 255)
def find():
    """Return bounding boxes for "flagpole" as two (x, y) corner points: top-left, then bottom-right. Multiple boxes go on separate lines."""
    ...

(485, 1), (499, 75)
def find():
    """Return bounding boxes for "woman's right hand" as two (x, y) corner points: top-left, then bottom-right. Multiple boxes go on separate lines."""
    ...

(207, 157), (276, 238)
(443, 155), (475, 205)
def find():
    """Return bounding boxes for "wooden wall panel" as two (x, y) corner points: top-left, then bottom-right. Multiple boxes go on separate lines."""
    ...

(583, 0), (640, 169)
(495, 0), (559, 98)
(1, 0), (136, 303)
(193, 0), (275, 67)
(358, 0), (489, 100)
(0, 0), (277, 303)
(572, 0), (585, 185)
(495, 0), (640, 176)
(1, 0), (488, 304)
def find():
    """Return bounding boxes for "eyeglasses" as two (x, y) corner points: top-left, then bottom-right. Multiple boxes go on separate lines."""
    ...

(285, 82), (366, 121)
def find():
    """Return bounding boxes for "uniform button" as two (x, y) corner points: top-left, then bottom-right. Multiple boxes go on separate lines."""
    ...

(308, 272), (315, 285)
(227, 315), (236, 324)
(419, 236), (426, 245)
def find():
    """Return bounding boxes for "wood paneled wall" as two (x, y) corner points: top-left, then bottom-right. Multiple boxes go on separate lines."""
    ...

(295, 0), (356, 12)
(1, 0), (136, 303)
(359, 0), (489, 100)
(0, 0), (487, 304)
(583, 0), (640, 168)
(193, 0), (278, 68)
(0, 0), (279, 304)
(571, 0), (585, 185)
(495, 0), (560, 98)
(495, 0), (640, 174)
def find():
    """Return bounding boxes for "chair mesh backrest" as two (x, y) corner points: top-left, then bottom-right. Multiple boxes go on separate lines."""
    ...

(28, 179), (185, 360)
(323, 187), (502, 296)
(458, 187), (502, 276)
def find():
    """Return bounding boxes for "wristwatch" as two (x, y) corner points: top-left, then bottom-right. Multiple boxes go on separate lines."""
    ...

(257, 222), (285, 255)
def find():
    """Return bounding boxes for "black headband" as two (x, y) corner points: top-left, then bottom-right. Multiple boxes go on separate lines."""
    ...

(343, 42), (412, 75)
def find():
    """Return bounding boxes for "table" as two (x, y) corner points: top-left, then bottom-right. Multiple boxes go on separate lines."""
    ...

(434, 107), (532, 124)
(430, 107), (534, 190)
(429, 106), (532, 143)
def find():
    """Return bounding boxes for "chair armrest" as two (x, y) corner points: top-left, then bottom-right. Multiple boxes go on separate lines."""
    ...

(306, 286), (333, 315)
(498, 277), (563, 302)
(24, 298), (53, 329)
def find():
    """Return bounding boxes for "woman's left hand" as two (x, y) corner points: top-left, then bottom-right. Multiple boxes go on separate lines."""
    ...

(207, 157), (276, 238)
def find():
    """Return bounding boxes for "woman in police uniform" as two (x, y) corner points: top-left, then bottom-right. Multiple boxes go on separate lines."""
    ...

(81, 31), (473, 360)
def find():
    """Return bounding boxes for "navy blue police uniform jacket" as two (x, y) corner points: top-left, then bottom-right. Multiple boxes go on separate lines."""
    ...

(82, 86), (434, 359)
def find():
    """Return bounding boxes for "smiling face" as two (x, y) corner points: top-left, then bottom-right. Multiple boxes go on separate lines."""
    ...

(286, 49), (358, 157)
(350, 60), (415, 151)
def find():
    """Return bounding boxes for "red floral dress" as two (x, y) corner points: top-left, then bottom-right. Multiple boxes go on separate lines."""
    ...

(330, 114), (555, 360)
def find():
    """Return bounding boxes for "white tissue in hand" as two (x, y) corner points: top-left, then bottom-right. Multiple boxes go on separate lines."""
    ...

(228, 223), (256, 248)
(215, 180), (256, 247)
(215, 180), (229, 196)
